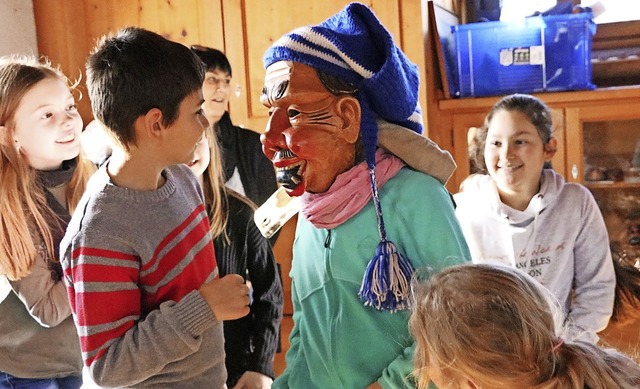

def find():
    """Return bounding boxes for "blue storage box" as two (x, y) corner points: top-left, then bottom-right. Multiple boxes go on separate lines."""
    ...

(452, 12), (596, 97)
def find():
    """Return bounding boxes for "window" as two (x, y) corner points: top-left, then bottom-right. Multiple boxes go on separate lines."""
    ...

(499, 0), (640, 24)
(583, 0), (640, 24)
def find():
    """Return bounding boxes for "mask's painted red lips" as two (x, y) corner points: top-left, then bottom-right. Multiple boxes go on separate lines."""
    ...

(272, 149), (305, 195)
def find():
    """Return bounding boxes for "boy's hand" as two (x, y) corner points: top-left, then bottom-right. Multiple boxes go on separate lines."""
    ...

(232, 371), (273, 389)
(199, 274), (250, 320)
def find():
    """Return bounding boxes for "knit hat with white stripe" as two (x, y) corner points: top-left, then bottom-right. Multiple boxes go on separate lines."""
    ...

(263, 2), (422, 165)
(263, 2), (420, 312)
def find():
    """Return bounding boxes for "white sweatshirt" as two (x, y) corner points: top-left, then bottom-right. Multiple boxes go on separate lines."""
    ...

(454, 170), (615, 343)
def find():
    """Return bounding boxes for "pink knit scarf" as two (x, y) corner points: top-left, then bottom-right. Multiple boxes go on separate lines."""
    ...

(301, 149), (405, 229)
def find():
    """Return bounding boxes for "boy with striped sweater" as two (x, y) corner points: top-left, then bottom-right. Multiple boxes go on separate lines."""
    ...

(60, 27), (250, 388)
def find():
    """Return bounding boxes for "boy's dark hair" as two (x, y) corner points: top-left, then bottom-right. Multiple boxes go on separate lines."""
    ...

(190, 45), (232, 77)
(86, 27), (205, 149)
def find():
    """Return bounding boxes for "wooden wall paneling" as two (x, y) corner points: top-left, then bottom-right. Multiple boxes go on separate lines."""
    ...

(549, 107), (566, 180)
(564, 107), (582, 183)
(135, 0), (158, 31)
(34, 0), (224, 124)
(194, 0), (225, 49)
(34, 0), (92, 120)
(398, 0), (429, 138)
(220, 0), (253, 131)
(138, 0), (212, 46)
(83, 0), (140, 38)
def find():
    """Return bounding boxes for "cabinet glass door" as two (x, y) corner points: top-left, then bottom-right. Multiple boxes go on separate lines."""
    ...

(583, 119), (640, 188)
(582, 118), (640, 267)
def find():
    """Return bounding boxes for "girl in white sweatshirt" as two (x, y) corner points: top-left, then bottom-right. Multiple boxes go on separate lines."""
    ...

(454, 93), (615, 343)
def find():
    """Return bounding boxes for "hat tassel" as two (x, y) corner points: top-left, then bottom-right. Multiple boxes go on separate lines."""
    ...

(358, 166), (415, 312)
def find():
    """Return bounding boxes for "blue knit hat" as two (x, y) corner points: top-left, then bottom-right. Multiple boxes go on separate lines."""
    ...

(264, 2), (421, 312)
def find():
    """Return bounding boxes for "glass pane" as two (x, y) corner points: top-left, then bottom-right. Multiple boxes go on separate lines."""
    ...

(583, 119), (640, 262)
(583, 119), (640, 183)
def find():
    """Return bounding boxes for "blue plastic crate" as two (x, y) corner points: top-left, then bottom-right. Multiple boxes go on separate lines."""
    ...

(452, 12), (596, 97)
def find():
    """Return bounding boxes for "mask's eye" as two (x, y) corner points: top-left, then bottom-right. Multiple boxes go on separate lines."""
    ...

(288, 109), (300, 118)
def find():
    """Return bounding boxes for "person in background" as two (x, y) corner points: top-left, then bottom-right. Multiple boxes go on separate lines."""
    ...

(260, 3), (470, 388)
(0, 55), (95, 389)
(189, 126), (283, 389)
(59, 27), (250, 388)
(455, 93), (615, 343)
(190, 45), (277, 209)
(410, 263), (640, 389)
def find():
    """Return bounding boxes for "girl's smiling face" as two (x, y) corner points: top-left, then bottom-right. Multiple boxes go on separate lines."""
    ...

(13, 77), (83, 170)
(484, 109), (556, 202)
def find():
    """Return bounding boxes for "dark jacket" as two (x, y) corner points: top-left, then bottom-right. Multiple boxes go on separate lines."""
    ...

(217, 112), (278, 208)
(212, 194), (284, 387)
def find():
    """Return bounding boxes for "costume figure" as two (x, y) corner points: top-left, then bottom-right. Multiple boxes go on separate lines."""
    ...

(260, 3), (470, 388)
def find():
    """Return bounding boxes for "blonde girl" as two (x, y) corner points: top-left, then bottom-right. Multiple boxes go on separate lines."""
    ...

(0, 55), (94, 389)
(410, 263), (640, 389)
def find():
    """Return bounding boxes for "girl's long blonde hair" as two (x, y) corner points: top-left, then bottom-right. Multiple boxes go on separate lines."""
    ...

(0, 55), (94, 280)
(410, 263), (640, 389)
(201, 126), (255, 244)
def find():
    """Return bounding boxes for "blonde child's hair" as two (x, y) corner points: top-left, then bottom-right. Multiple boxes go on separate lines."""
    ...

(409, 263), (640, 389)
(200, 126), (255, 244)
(0, 55), (94, 280)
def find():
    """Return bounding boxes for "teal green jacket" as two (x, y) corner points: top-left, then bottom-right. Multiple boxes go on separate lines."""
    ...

(273, 168), (470, 389)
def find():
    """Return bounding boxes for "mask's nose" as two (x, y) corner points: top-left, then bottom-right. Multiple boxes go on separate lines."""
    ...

(261, 107), (291, 159)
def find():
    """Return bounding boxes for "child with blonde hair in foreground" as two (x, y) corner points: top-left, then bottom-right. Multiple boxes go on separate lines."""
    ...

(410, 263), (640, 389)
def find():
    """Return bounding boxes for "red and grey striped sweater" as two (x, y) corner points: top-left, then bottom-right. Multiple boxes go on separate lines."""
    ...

(60, 164), (226, 388)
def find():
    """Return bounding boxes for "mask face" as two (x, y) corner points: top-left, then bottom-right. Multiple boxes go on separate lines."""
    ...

(261, 61), (359, 196)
